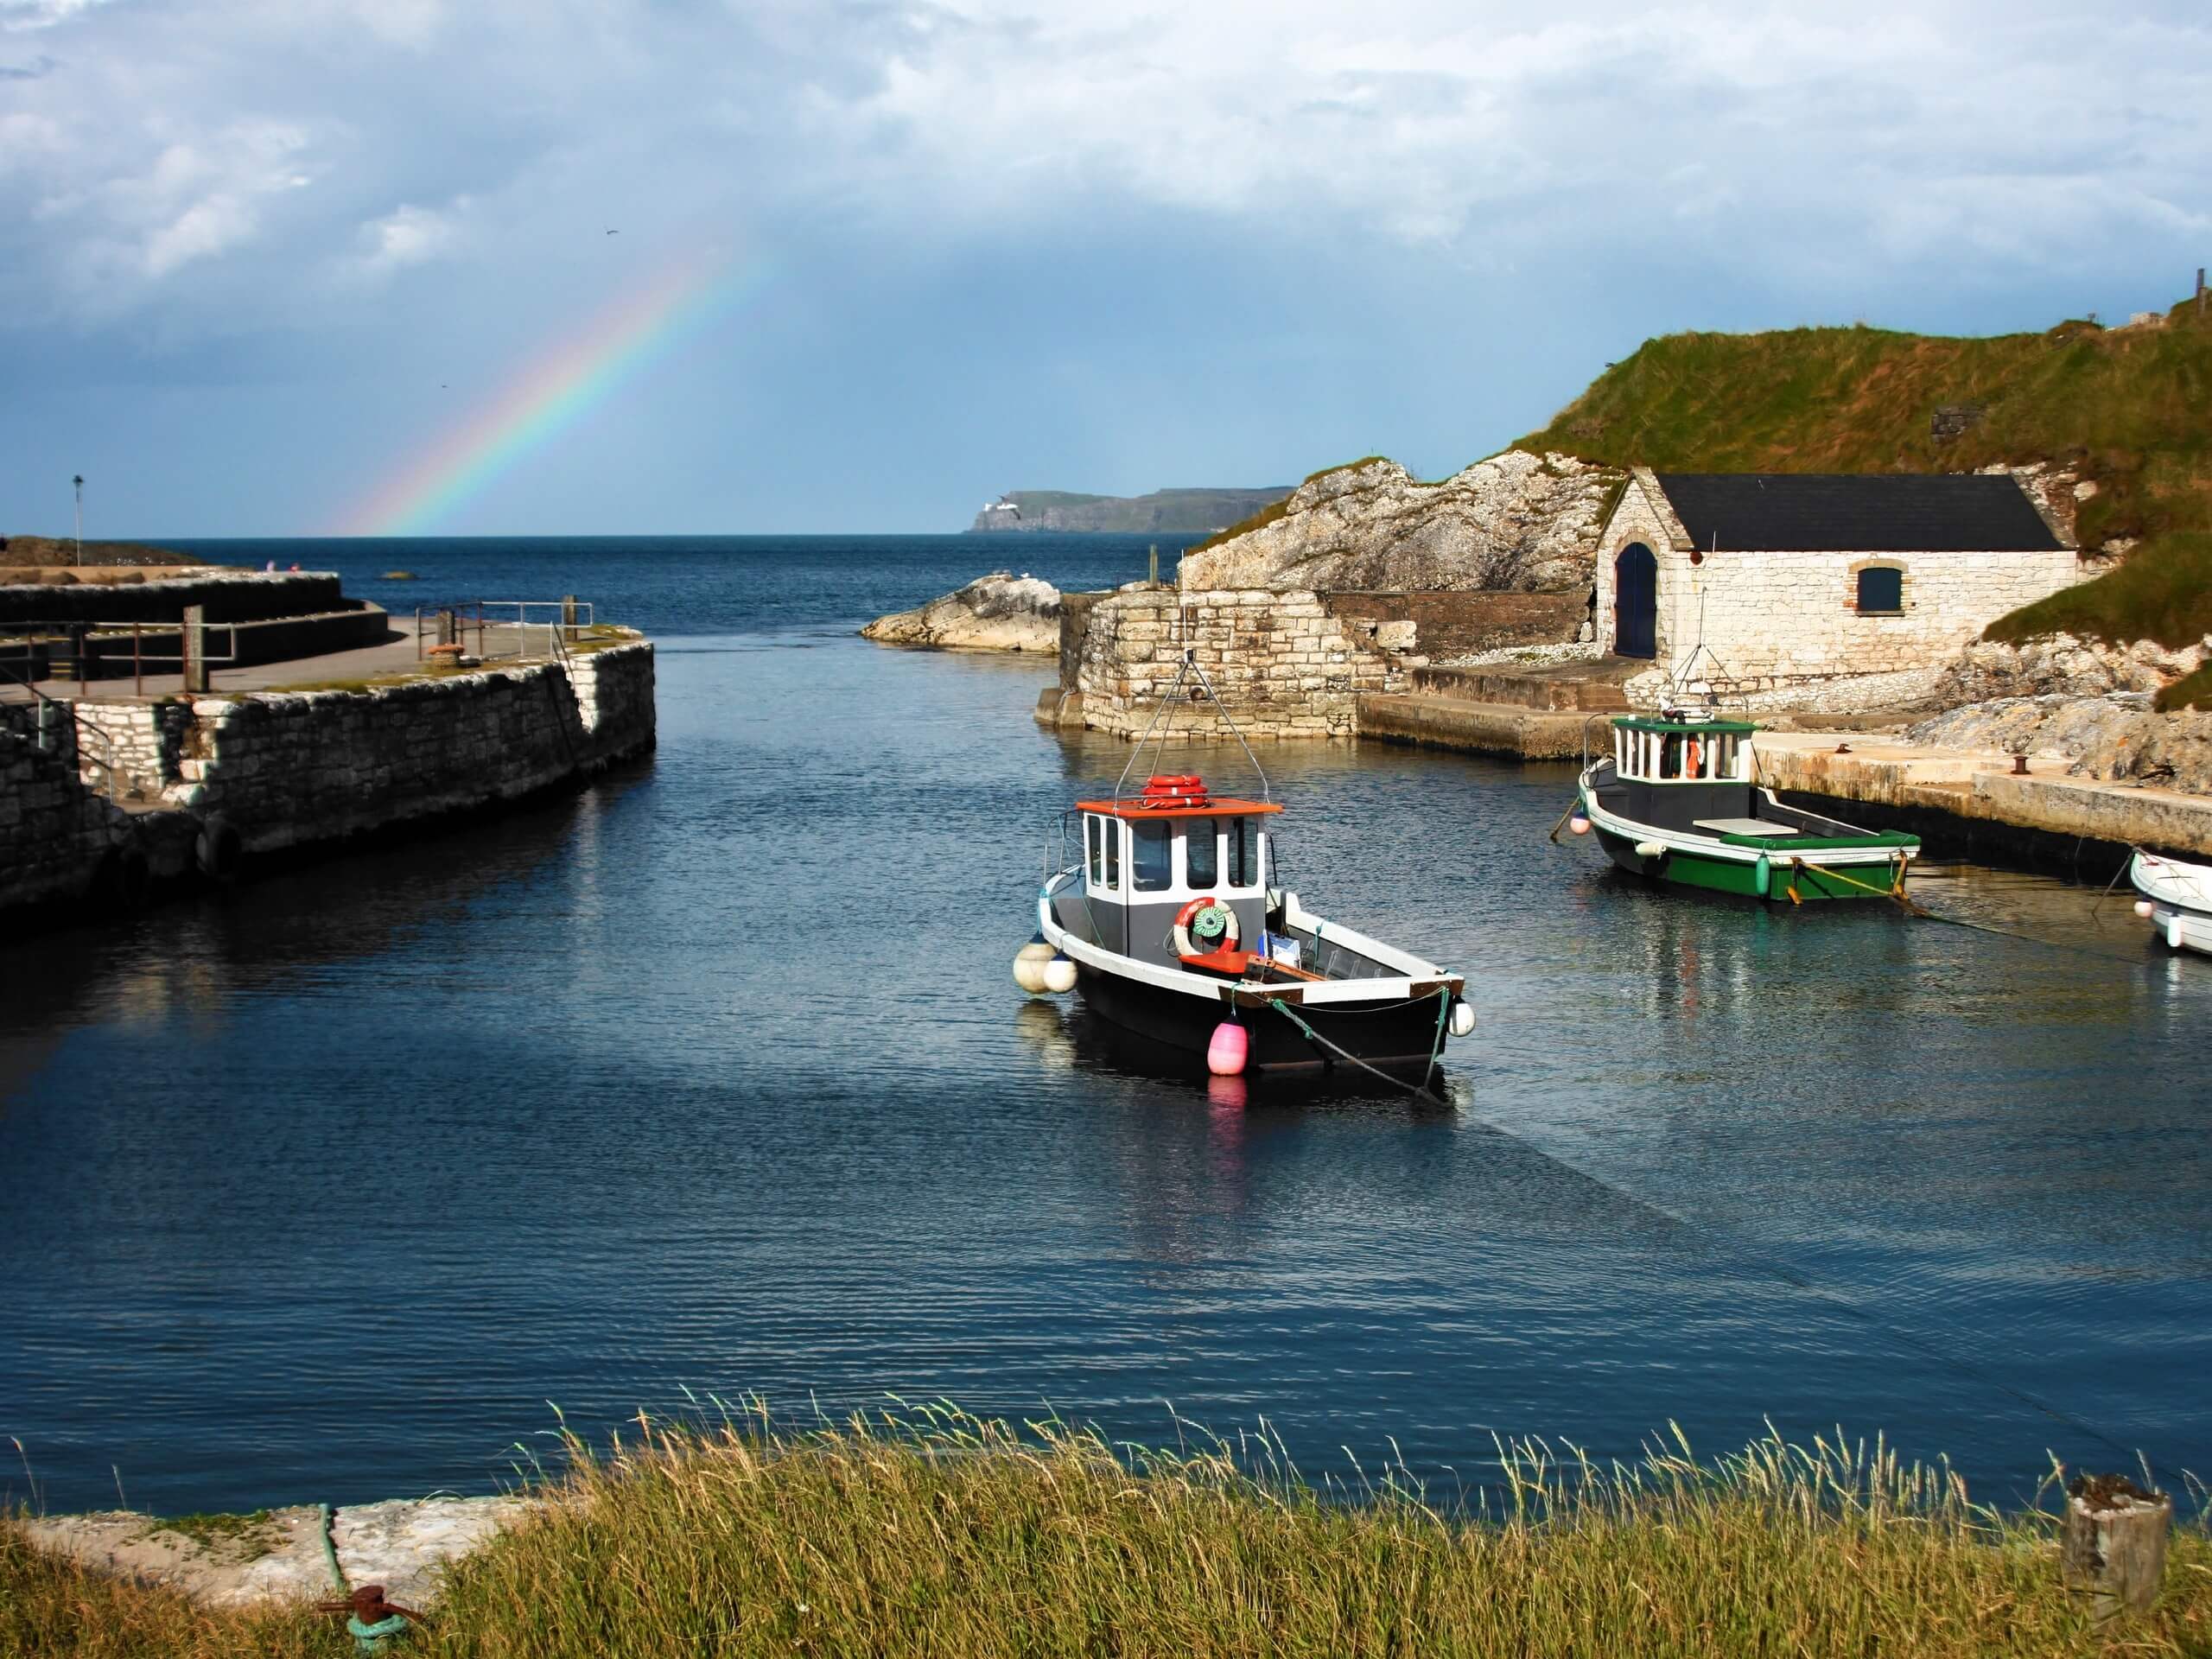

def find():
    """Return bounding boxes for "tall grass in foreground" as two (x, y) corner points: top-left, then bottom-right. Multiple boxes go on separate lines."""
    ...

(6, 1405), (2209, 1656)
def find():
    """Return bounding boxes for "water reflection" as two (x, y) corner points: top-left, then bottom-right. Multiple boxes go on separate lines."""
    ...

(3, 625), (2209, 1517)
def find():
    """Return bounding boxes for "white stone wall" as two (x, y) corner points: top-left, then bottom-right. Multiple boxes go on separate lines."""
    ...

(1071, 588), (1403, 740)
(1593, 474), (2089, 709)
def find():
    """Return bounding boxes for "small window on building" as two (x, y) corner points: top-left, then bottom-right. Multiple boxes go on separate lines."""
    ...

(1184, 822), (1217, 888)
(1132, 820), (1173, 892)
(1856, 566), (1904, 614)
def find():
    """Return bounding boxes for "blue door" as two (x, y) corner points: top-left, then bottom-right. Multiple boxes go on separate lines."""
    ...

(1614, 543), (1656, 658)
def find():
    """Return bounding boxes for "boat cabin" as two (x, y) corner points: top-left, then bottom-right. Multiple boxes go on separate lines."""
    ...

(1063, 775), (1281, 967)
(1589, 715), (1773, 836)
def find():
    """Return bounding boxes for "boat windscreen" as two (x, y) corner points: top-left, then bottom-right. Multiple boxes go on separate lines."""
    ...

(1131, 819), (1173, 892)
(1184, 822), (1217, 887)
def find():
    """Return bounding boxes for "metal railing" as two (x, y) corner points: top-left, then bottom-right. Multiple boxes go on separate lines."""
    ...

(1, 617), (238, 696)
(412, 601), (597, 668)
(0, 657), (125, 802)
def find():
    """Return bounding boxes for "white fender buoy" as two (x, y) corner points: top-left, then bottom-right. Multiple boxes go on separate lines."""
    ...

(2133, 899), (2155, 919)
(2169, 916), (2186, 950)
(1040, 954), (1077, 994)
(1448, 999), (1475, 1039)
(1014, 939), (1054, 995)
(1634, 841), (1666, 859)
(1207, 1020), (1249, 1077)
(1568, 814), (1590, 836)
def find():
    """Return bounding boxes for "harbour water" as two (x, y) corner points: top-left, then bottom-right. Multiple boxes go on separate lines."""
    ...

(3, 536), (2207, 1516)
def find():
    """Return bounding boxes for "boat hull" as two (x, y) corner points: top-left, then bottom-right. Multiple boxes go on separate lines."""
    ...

(1592, 823), (1903, 902)
(2132, 851), (2212, 955)
(1075, 962), (1447, 1075)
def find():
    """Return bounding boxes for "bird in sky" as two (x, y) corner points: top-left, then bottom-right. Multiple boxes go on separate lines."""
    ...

(606, 228), (619, 235)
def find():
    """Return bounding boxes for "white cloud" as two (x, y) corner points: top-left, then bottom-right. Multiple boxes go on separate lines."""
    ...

(348, 200), (463, 276)
(1, 0), (2207, 332)
(0, 0), (118, 31)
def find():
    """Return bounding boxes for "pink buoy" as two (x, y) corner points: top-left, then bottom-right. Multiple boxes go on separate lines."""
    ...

(1206, 1020), (1249, 1077)
(1569, 814), (1591, 836)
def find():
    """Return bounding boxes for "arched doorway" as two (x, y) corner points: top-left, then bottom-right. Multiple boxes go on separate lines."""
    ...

(1613, 543), (1656, 658)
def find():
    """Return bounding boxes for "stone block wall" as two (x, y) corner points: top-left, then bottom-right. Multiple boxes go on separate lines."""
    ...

(0, 702), (137, 910)
(1069, 588), (1401, 740)
(3, 639), (656, 913)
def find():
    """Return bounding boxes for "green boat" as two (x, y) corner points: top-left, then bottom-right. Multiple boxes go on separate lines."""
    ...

(1570, 713), (1919, 902)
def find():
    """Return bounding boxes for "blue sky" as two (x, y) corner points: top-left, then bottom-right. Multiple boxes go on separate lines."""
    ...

(3, 0), (2208, 537)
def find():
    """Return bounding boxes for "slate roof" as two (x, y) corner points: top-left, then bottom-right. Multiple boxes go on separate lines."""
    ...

(1650, 473), (2064, 553)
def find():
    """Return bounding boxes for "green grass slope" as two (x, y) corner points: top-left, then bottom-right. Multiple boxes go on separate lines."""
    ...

(1514, 298), (2212, 704)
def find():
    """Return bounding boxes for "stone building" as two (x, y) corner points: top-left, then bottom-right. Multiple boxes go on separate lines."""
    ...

(1593, 467), (2085, 709)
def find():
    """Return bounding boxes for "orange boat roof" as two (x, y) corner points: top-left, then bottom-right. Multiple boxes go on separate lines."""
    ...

(1074, 796), (1281, 819)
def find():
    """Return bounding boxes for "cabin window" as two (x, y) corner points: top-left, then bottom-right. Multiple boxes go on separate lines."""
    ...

(1131, 820), (1173, 893)
(1225, 817), (1252, 887)
(1086, 816), (1104, 886)
(1183, 823), (1217, 888)
(1856, 565), (1904, 614)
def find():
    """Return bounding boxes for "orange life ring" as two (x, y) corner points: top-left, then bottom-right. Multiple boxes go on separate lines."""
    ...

(1173, 895), (1241, 957)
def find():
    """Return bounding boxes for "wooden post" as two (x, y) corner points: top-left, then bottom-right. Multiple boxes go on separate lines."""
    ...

(563, 593), (577, 643)
(181, 604), (208, 693)
(436, 607), (457, 648)
(1148, 545), (1159, 588)
(2197, 267), (2205, 316)
(133, 621), (142, 698)
(2061, 1472), (2171, 1620)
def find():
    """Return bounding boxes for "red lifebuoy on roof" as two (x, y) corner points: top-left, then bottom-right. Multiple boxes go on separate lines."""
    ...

(1141, 773), (1210, 809)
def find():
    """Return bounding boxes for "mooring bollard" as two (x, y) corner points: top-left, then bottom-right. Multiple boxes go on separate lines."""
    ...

(2061, 1471), (2171, 1620)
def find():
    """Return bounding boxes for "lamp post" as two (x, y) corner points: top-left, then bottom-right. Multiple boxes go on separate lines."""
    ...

(73, 474), (84, 565)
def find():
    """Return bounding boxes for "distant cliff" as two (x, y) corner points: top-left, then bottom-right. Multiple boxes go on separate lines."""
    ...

(969, 487), (1290, 534)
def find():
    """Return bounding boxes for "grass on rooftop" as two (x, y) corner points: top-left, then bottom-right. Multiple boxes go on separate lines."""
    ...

(6, 1403), (2209, 1657)
(1513, 301), (2212, 650)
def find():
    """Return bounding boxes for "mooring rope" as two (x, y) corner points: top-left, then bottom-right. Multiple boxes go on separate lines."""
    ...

(1265, 991), (1451, 1109)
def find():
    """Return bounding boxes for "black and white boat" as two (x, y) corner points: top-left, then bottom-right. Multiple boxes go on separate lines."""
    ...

(1020, 652), (1471, 1078)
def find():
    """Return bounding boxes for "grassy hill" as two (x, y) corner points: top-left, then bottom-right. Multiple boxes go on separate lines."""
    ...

(1513, 296), (2212, 706)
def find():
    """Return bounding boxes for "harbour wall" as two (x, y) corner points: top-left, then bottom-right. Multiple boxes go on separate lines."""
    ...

(0, 638), (656, 916)
(1039, 586), (1586, 740)
(1039, 587), (1410, 740)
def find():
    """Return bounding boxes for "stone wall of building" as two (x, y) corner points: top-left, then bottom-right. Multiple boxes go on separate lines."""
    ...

(1593, 474), (2088, 709)
(3, 639), (656, 915)
(1065, 588), (1405, 740)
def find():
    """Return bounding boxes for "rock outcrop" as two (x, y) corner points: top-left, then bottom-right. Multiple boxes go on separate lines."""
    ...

(1175, 452), (1623, 595)
(861, 572), (1061, 652)
(1907, 695), (2212, 796)
(1931, 631), (2207, 703)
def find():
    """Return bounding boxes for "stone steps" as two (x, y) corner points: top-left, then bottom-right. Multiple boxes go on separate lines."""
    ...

(1357, 693), (1596, 760)
(1410, 661), (1635, 711)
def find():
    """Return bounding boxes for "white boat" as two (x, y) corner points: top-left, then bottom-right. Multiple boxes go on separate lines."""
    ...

(2131, 849), (2212, 955)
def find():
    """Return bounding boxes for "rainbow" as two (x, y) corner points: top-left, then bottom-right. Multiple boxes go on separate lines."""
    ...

(332, 253), (765, 537)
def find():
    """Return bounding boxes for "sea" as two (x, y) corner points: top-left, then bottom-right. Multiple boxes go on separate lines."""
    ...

(2, 533), (2207, 1516)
